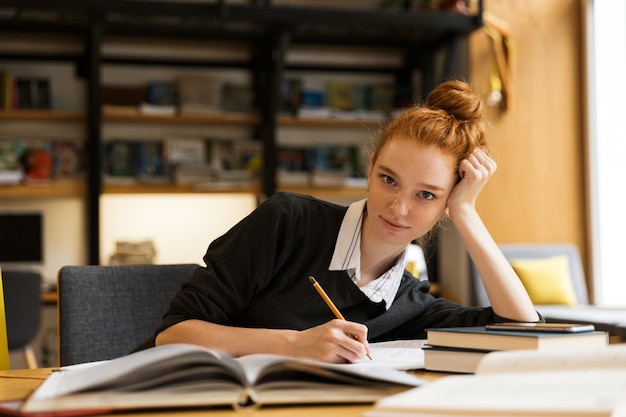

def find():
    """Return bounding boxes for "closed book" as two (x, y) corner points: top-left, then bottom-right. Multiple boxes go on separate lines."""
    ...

(423, 346), (493, 374)
(426, 326), (608, 351)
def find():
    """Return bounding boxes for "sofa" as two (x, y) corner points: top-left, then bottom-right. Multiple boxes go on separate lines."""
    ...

(471, 243), (626, 338)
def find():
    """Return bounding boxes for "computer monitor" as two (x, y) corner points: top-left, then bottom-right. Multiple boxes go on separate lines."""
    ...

(0, 213), (43, 263)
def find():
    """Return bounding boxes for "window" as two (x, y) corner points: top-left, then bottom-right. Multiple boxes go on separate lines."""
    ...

(586, 0), (626, 306)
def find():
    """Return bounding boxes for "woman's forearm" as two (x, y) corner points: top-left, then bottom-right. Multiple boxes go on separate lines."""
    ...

(452, 206), (539, 322)
(155, 319), (296, 357)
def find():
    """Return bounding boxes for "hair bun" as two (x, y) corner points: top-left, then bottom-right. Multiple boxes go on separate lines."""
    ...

(425, 80), (483, 122)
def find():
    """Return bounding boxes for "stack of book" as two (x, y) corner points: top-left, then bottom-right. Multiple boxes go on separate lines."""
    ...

(423, 325), (609, 374)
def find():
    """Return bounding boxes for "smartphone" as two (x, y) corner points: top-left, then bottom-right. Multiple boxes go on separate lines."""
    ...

(485, 322), (595, 333)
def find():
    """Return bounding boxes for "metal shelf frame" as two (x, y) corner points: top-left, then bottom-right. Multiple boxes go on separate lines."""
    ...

(0, 0), (483, 266)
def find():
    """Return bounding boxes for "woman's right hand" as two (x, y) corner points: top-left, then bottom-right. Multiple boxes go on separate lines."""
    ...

(157, 318), (371, 363)
(286, 319), (371, 363)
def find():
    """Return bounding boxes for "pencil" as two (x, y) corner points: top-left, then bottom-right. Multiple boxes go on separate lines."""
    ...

(308, 276), (372, 360)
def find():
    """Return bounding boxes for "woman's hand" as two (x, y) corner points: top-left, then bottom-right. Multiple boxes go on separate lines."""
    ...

(157, 318), (371, 363)
(447, 148), (497, 218)
(287, 319), (371, 363)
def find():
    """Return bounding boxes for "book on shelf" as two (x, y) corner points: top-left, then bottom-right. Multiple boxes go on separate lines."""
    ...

(146, 80), (177, 107)
(0, 139), (23, 184)
(136, 140), (168, 183)
(21, 145), (53, 184)
(51, 139), (83, 179)
(279, 78), (302, 116)
(221, 82), (253, 113)
(0, 169), (21, 185)
(21, 343), (425, 414)
(164, 137), (207, 165)
(326, 80), (354, 111)
(367, 344), (626, 417)
(103, 140), (139, 182)
(141, 79), (179, 115)
(14, 77), (51, 110)
(177, 75), (221, 115)
(0, 73), (52, 110)
(426, 325), (608, 352)
(0, 138), (85, 184)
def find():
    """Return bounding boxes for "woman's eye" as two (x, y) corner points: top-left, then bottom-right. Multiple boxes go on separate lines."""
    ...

(381, 174), (395, 185)
(419, 191), (435, 200)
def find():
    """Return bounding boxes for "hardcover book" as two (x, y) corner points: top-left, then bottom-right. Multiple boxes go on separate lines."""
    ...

(426, 326), (608, 351)
(423, 345), (493, 374)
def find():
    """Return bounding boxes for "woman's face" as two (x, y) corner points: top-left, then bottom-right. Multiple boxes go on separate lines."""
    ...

(366, 136), (458, 248)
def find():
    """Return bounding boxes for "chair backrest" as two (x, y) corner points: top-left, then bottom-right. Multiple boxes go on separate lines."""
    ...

(58, 263), (198, 367)
(0, 268), (9, 370)
(472, 243), (589, 307)
(2, 270), (42, 351)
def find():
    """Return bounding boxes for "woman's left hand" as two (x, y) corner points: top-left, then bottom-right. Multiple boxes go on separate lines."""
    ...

(447, 148), (497, 217)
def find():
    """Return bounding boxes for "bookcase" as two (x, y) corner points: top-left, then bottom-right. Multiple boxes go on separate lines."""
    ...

(0, 1), (483, 267)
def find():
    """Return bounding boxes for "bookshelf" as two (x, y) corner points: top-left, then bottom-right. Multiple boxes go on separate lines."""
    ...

(0, 1), (483, 266)
(0, 110), (84, 122)
(0, 180), (85, 198)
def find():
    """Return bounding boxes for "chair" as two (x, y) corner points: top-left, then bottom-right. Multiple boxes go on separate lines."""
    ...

(471, 243), (626, 337)
(58, 263), (198, 367)
(2, 270), (42, 369)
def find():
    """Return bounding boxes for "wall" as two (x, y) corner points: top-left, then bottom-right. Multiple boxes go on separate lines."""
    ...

(100, 193), (257, 266)
(469, 1), (587, 271)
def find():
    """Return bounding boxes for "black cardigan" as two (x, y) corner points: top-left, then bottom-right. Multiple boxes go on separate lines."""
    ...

(145, 192), (502, 349)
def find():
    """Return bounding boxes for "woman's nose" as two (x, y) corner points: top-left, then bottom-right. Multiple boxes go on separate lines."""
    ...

(389, 195), (409, 216)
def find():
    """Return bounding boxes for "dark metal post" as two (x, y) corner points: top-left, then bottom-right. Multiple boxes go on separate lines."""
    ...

(86, 20), (103, 265)
(256, 29), (289, 198)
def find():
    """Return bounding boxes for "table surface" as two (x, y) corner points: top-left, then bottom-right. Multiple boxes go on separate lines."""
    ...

(0, 367), (445, 417)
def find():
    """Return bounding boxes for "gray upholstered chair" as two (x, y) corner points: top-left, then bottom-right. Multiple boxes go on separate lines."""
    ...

(472, 243), (626, 337)
(58, 263), (198, 367)
(3, 270), (42, 369)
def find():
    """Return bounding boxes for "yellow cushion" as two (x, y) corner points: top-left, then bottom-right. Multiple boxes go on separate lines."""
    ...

(510, 255), (578, 305)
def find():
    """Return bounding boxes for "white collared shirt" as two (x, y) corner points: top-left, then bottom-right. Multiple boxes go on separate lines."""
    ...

(328, 198), (408, 310)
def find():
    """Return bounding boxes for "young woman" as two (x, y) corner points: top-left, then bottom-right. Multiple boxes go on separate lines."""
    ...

(150, 80), (540, 363)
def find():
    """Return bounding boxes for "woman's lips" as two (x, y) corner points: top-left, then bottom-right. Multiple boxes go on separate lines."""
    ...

(381, 216), (408, 231)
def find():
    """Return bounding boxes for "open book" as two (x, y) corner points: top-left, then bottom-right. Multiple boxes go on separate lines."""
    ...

(368, 344), (626, 417)
(22, 344), (424, 414)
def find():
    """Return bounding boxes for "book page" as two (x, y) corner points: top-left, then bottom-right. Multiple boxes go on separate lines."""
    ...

(30, 344), (243, 400)
(236, 353), (425, 387)
(364, 340), (427, 370)
(476, 343), (626, 374)
(370, 339), (427, 349)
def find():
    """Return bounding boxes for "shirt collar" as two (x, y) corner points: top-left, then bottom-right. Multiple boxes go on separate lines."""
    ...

(329, 198), (408, 310)
(329, 198), (366, 271)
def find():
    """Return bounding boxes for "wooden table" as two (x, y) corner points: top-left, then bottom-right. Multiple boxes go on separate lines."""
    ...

(0, 368), (444, 417)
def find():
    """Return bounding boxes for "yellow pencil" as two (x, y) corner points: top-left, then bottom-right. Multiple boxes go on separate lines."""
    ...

(308, 276), (372, 360)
